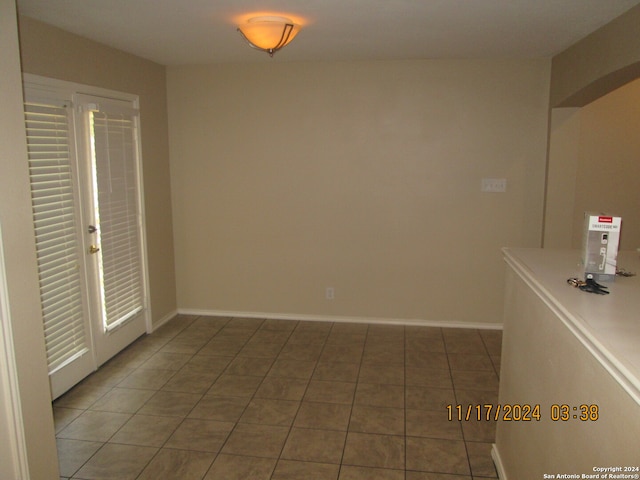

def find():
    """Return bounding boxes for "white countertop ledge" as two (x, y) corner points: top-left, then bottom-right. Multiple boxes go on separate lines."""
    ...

(502, 247), (640, 406)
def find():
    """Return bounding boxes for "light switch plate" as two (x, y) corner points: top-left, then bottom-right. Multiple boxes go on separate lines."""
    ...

(481, 178), (507, 193)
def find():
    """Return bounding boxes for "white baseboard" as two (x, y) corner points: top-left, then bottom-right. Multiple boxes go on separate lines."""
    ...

(492, 444), (507, 480)
(176, 308), (503, 330)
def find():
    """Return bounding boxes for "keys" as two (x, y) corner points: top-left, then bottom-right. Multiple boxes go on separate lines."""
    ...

(567, 277), (610, 295)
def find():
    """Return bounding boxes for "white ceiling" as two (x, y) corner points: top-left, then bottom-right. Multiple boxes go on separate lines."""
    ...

(16, 0), (640, 66)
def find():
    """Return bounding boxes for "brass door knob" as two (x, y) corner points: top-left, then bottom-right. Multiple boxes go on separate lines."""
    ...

(89, 245), (100, 254)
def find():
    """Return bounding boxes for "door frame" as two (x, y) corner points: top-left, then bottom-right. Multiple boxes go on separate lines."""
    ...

(23, 74), (152, 398)
(0, 222), (30, 479)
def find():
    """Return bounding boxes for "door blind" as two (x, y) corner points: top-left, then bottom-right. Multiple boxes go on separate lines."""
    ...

(24, 100), (89, 373)
(90, 108), (144, 332)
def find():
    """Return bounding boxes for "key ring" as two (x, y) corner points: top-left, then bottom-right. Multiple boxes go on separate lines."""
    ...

(567, 277), (609, 295)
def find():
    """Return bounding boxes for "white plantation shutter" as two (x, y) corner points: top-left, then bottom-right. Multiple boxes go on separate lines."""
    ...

(89, 104), (144, 332)
(24, 100), (89, 373)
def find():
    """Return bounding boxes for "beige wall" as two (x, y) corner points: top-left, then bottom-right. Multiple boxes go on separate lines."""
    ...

(168, 59), (551, 326)
(545, 80), (640, 251)
(0, 2), (59, 478)
(18, 16), (178, 327)
(550, 3), (640, 108)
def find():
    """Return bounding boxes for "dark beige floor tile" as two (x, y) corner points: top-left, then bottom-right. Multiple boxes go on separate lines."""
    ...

(261, 318), (299, 331)
(255, 376), (309, 401)
(53, 407), (84, 434)
(405, 386), (455, 411)
(268, 358), (317, 379)
(109, 414), (182, 447)
(199, 338), (246, 356)
(451, 370), (499, 392)
(329, 323), (368, 336)
(354, 383), (404, 409)
(53, 317), (502, 480)
(491, 355), (501, 376)
(405, 337), (446, 353)
(223, 356), (274, 376)
(137, 448), (215, 480)
(165, 418), (234, 452)
(319, 344), (363, 364)
(405, 351), (449, 369)
(249, 330), (291, 344)
(221, 423), (290, 458)
(443, 338), (486, 355)
(57, 410), (131, 442)
(281, 427), (347, 464)
(139, 351), (192, 371)
(339, 465), (404, 480)
(406, 473), (471, 480)
(294, 402), (352, 431)
(271, 460), (340, 480)
(272, 459), (340, 480)
(239, 398), (300, 426)
(349, 405), (404, 435)
(117, 367), (176, 390)
(138, 391), (202, 417)
(294, 321), (333, 333)
(53, 383), (111, 410)
(207, 374), (263, 397)
(225, 317), (264, 329)
(479, 330), (503, 355)
(454, 389), (498, 408)
(160, 337), (208, 354)
(238, 341), (285, 358)
(287, 331), (329, 344)
(279, 342), (324, 361)
(161, 366), (219, 393)
(366, 323), (405, 338)
(88, 387), (155, 413)
(325, 332), (366, 346)
(313, 361), (360, 382)
(466, 441), (498, 477)
(358, 364), (404, 385)
(56, 438), (103, 477)
(304, 380), (356, 405)
(447, 353), (494, 371)
(406, 409), (463, 440)
(342, 432), (405, 469)
(460, 417), (497, 443)
(188, 395), (250, 422)
(103, 342), (156, 369)
(81, 363), (135, 389)
(154, 314), (197, 335)
(74, 443), (157, 480)
(186, 354), (234, 374)
(405, 437), (469, 475)
(361, 349), (404, 367)
(405, 366), (453, 388)
(203, 454), (276, 480)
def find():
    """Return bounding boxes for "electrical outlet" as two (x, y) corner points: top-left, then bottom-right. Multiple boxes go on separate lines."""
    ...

(481, 178), (507, 193)
(325, 287), (335, 300)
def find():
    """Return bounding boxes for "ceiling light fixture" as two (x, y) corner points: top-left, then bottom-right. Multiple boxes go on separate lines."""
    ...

(237, 16), (301, 57)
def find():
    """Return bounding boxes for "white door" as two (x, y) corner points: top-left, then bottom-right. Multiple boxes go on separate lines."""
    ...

(24, 80), (149, 399)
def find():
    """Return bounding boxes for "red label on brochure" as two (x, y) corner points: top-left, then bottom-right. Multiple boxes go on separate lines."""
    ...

(598, 216), (613, 223)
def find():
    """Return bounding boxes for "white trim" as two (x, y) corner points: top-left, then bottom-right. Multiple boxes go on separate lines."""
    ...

(0, 223), (30, 480)
(491, 444), (507, 480)
(177, 308), (503, 330)
(23, 73), (138, 104)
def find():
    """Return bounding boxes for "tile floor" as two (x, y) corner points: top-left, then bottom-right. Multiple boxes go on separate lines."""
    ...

(53, 315), (502, 480)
